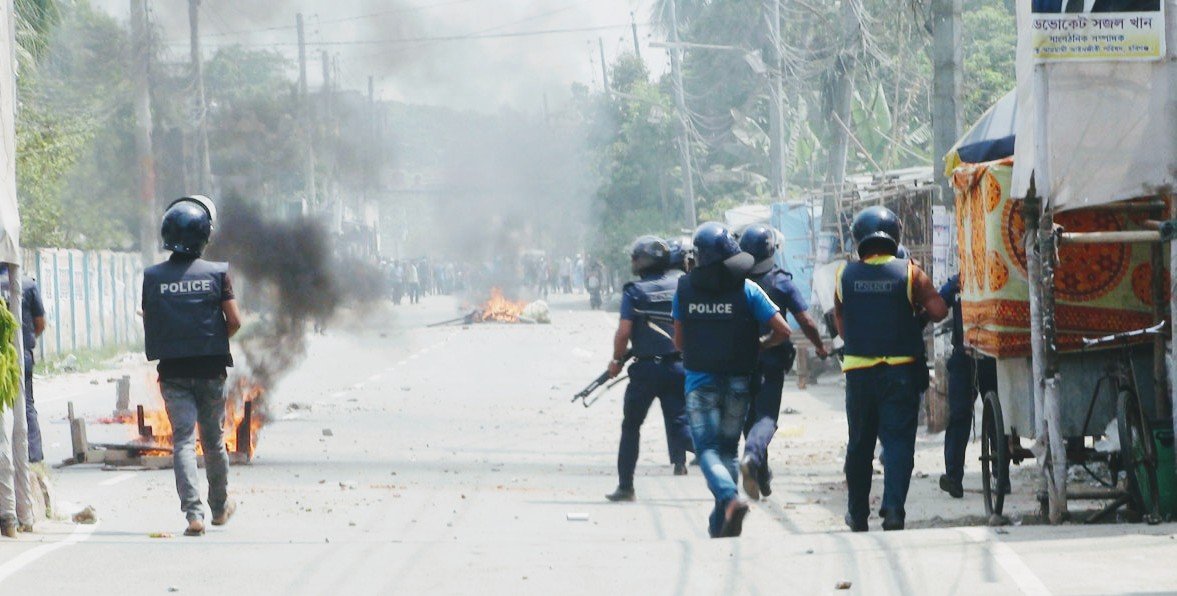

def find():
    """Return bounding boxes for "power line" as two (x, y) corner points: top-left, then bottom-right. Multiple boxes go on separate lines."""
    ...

(164, 23), (646, 49)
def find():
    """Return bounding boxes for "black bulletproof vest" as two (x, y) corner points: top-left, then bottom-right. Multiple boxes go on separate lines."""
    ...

(839, 258), (922, 359)
(142, 258), (230, 361)
(750, 267), (796, 359)
(626, 271), (679, 357)
(676, 272), (759, 374)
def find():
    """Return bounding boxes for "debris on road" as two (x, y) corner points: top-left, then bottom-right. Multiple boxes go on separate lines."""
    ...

(339, 481), (357, 490)
(149, 532), (173, 538)
(566, 512), (590, 521)
(72, 506), (98, 524)
(322, 428), (334, 437)
(835, 581), (852, 590)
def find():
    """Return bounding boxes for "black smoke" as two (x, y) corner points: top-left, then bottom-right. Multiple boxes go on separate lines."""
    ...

(204, 196), (385, 416)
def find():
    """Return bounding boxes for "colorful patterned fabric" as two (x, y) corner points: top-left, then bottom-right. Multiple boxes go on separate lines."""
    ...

(952, 158), (1168, 358)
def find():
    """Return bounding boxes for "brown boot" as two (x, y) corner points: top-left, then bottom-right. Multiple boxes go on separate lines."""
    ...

(184, 517), (205, 537)
(212, 499), (236, 526)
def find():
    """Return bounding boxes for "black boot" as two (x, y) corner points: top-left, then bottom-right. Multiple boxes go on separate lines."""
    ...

(605, 487), (635, 502)
(673, 463), (688, 476)
(844, 513), (868, 532)
(759, 463), (774, 498)
(881, 509), (905, 531)
(939, 474), (964, 499)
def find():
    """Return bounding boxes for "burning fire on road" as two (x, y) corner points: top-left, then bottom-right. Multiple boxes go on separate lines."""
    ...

(129, 372), (265, 462)
(429, 287), (549, 326)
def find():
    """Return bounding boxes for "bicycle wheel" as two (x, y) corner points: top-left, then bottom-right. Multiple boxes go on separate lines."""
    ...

(1117, 388), (1161, 523)
(981, 391), (1009, 517)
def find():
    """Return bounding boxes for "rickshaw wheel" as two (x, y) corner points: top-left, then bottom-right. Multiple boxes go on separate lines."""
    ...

(1117, 388), (1161, 524)
(981, 391), (1009, 517)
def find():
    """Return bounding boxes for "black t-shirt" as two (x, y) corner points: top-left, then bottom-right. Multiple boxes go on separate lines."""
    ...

(156, 255), (236, 380)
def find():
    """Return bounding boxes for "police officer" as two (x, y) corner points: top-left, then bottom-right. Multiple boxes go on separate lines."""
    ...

(938, 273), (999, 498)
(835, 206), (947, 531)
(604, 236), (695, 502)
(142, 195), (242, 537)
(673, 222), (792, 538)
(736, 224), (828, 500)
(668, 236), (695, 272)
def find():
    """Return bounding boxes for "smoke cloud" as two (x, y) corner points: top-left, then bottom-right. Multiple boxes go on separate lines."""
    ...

(205, 196), (385, 413)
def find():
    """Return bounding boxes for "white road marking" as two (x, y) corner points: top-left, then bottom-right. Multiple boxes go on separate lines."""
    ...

(0, 522), (98, 584)
(97, 473), (135, 487)
(961, 527), (1051, 595)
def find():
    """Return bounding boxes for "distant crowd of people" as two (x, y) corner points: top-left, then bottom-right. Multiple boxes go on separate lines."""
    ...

(382, 259), (466, 305)
(523, 254), (608, 304)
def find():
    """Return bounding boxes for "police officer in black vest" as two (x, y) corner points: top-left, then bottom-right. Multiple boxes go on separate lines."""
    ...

(835, 206), (947, 531)
(736, 224), (828, 500)
(673, 222), (792, 538)
(142, 195), (242, 537)
(938, 273), (999, 498)
(604, 236), (695, 502)
(668, 236), (695, 273)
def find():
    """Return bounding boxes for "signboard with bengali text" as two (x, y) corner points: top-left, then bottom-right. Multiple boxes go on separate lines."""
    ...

(1031, 1), (1165, 61)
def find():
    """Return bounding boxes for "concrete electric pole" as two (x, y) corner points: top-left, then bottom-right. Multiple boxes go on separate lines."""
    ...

(296, 13), (316, 209)
(188, 0), (212, 194)
(131, 0), (157, 266)
(667, 0), (697, 229)
(931, 0), (962, 205)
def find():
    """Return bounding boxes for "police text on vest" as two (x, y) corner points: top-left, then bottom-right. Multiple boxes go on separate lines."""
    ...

(161, 279), (213, 294)
(688, 303), (733, 314)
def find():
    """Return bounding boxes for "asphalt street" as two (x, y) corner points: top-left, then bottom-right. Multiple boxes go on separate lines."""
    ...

(1, 293), (1175, 595)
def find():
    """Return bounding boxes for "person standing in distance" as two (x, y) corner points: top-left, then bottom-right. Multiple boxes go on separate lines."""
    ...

(835, 206), (947, 531)
(673, 222), (792, 538)
(142, 195), (242, 537)
(605, 236), (694, 502)
(736, 224), (828, 500)
(0, 265), (46, 468)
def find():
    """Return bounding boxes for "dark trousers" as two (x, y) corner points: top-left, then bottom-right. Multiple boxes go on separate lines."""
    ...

(24, 351), (42, 463)
(617, 360), (694, 489)
(845, 364), (920, 523)
(944, 352), (998, 483)
(742, 348), (795, 467)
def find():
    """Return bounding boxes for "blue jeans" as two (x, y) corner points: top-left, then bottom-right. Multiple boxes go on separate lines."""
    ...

(844, 364), (920, 524)
(617, 360), (693, 489)
(161, 378), (230, 521)
(686, 375), (752, 537)
(944, 352), (998, 483)
(24, 351), (42, 463)
(742, 348), (794, 468)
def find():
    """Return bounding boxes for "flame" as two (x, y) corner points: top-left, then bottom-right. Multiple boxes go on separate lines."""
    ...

(479, 287), (528, 322)
(130, 373), (265, 459)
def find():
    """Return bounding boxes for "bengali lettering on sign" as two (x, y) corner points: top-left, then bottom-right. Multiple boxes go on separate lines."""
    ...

(1030, 1), (1166, 61)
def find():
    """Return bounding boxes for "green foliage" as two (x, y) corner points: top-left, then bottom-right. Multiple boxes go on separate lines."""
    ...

(962, 1), (1017, 126)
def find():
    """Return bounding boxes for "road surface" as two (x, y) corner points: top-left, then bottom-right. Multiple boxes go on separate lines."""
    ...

(0, 294), (1174, 594)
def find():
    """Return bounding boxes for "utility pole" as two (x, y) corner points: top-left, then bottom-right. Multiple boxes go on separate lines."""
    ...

(188, 0), (212, 194)
(630, 12), (641, 60)
(598, 37), (610, 92)
(821, 0), (861, 230)
(296, 13), (316, 208)
(766, 0), (786, 200)
(931, 0), (962, 205)
(667, 0), (697, 228)
(131, 0), (156, 266)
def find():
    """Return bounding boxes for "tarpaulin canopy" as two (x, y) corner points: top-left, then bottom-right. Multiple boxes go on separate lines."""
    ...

(944, 90), (1016, 176)
(1011, 0), (1177, 211)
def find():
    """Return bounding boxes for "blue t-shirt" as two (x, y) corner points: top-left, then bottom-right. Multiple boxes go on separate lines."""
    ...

(673, 279), (780, 394)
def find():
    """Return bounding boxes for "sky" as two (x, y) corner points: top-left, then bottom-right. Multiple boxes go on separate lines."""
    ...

(95, 0), (669, 113)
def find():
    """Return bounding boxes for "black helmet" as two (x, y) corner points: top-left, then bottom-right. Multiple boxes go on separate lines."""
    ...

(161, 195), (216, 257)
(850, 206), (901, 258)
(738, 223), (780, 275)
(667, 236), (694, 272)
(693, 222), (753, 274)
(630, 235), (670, 275)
